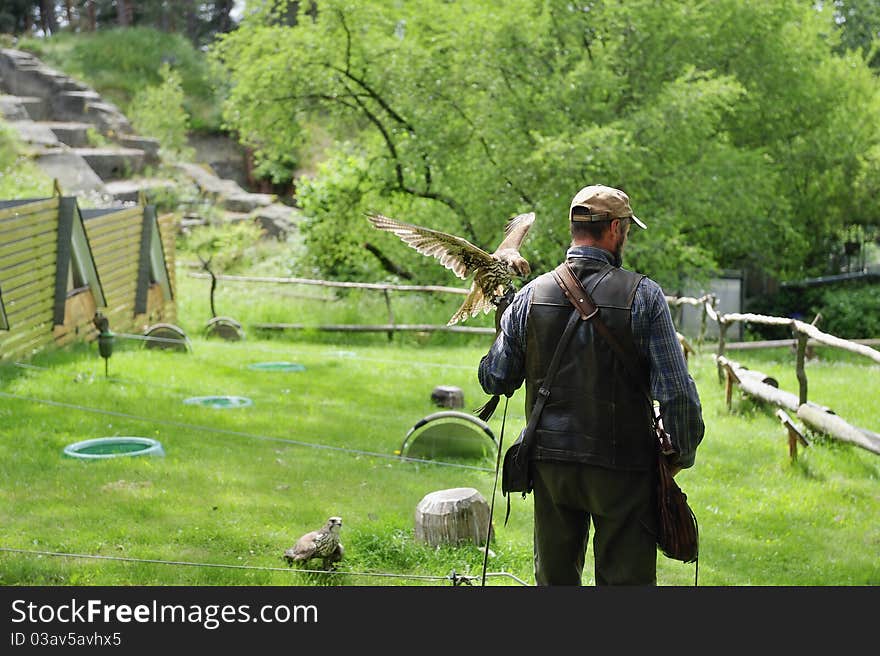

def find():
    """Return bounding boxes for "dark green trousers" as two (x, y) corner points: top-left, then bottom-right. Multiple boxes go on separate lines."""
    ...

(532, 460), (657, 586)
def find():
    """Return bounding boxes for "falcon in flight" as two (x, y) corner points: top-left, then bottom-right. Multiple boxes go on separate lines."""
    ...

(283, 516), (344, 570)
(367, 211), (535, 325)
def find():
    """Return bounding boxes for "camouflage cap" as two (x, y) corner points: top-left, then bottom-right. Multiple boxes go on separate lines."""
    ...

(569, 184), (647, 229)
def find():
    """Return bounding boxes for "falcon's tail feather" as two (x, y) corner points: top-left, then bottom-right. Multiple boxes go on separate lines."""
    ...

(447, 284), (494, 326)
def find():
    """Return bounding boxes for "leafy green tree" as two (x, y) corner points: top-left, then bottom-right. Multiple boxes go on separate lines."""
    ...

(210, 0), (880, 290)
(129, 62), (194, 162)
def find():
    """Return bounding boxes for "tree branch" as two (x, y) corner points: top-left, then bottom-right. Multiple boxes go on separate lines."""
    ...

(363, 242), (414, 279)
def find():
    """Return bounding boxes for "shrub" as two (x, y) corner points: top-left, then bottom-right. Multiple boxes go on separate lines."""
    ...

(129, 63), (194, 162)
(811, 281), (880, 339)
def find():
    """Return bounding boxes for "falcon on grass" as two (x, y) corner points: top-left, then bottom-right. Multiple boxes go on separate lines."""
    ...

(367, 211), (535, 325)
(284, 516), (344, 571)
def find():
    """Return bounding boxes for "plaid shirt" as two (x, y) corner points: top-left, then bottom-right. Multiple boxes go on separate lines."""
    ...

(478, 246), (705, 469)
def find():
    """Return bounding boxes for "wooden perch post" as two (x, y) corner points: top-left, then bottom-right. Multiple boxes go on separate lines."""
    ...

(677, 332), (696, 364)
(717, 355), (740, 410)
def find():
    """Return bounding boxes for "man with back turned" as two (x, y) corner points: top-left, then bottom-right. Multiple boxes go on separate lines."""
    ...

(479, 184), (704, 585)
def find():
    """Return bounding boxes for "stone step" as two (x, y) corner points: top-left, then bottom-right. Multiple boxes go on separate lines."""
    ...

(85, 101), (133, 135)
(177, 161), (242, 196)
(51, 90), (101, 119)
(222, 191), (276, 213)
(18, 95), (48, 120)
(5, 119), (61, 147)
(72, 147), (146, 180)
(41, 121), (94, 147)
(34, 150), (106, 195)
(0, 94), (48, 121)
(103, 178), (178, 203)
(116, 134), (160, 165)
(0, 95), (34, 120)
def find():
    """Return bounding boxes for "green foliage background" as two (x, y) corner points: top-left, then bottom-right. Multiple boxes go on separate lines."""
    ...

(211, 0), (880, 292)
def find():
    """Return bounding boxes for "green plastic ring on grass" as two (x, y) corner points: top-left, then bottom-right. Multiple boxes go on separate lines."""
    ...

(63, 437), (165, 459)
(247, 362), (306, 372)
(183, 395), (253, 408)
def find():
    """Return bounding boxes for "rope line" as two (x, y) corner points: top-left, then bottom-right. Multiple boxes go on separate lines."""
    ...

(0, 547), (531, 586)
(0, 391), (494, 473)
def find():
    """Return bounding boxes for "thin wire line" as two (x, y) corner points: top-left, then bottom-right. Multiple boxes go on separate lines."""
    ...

(482, 395), (508, 587)
(0, 391), (494, 472)
(0, 547), (531, 586)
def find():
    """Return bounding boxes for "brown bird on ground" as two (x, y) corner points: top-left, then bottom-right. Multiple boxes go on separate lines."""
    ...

(367, 211), (535, 325)
(283, 516), (344, 570)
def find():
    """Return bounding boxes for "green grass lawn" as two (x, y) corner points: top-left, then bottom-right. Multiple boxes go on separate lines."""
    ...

(1, 269), (878, 586)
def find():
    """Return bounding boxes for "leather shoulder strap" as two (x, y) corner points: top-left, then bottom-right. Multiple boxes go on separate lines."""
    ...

(552, 262), (598, 321)
(553, 262), (651, 400)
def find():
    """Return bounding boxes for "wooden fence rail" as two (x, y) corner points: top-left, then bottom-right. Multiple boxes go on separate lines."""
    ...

(187, 271), (476, 340)
(693, 297), (880, 456)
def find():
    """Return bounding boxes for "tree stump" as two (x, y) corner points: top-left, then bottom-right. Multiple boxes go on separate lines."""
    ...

(431, 385), (464, 409)
(414, 487), (493, 547)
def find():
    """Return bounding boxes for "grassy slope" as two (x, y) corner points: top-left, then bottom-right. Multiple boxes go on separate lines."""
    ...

(1, 286), (878, 586)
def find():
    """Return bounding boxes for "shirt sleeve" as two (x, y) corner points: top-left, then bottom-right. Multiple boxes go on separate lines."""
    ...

(477, 285), (531, 397)
(632, 280), (705, 469)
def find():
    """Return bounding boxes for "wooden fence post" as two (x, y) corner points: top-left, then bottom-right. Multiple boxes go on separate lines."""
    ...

(717, 318), (728, 384)
(383, 289), (394, 342)
(775, 408), (810, 462)
(795, 329), (809, 405)
(698, 295), (710, 348)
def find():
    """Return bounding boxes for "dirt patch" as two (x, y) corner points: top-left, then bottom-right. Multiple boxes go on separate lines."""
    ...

(101, 479), (153, 493)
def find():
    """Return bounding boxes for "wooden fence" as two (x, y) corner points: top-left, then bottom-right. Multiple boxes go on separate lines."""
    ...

(187, 272), (496, 338)
(672, 293), (880, 457)
(185, 269), (878, 454)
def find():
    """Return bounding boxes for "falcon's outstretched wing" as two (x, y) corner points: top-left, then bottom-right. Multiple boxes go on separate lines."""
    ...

(494, 211), (535, 253)
(367, 214), (496, 281)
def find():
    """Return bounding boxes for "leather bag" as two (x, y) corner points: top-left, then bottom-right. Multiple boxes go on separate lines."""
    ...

(654, 415), (699, 563)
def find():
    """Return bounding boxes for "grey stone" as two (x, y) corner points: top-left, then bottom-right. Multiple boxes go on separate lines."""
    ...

(73, 147), (146, 180)
(223, 191), (275, 213)
(34, 151), (106, 194)
(117, 135), (160, 165)
(103, 178), (178, 203)
(249, 203), (303, 240)
(43, 121), (94, 147)
(6, 119), (61, 147)
(0, 95), (31, 120)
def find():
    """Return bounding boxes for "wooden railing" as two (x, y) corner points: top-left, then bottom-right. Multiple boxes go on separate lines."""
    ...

(665, 292), (880, 457)
(187, 271), (494, 338)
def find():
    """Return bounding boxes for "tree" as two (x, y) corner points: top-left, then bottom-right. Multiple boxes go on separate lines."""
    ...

(210, 0), (880, 288)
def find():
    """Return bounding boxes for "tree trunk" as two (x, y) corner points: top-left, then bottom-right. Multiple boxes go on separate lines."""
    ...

(414, 487), (493, 547)
(86, 1), (96, 31)
(39, 0), (59, 34)
(117, 0), (133, 27)
(214, 0), (234, 33)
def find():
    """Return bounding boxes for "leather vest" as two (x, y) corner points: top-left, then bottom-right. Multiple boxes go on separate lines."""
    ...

(524, 259), (654, 471)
